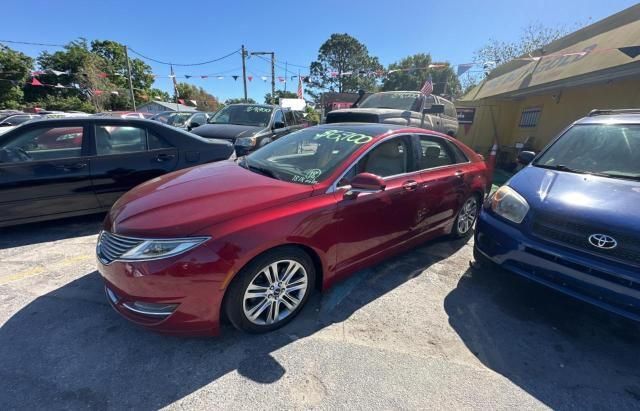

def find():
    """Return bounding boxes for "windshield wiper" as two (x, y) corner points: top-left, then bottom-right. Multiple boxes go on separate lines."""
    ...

(534, 164), (587, 174)
(597, 173), (640, 181)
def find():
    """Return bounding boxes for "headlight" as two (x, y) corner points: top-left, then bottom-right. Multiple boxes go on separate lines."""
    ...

(120, 237), (210, 261)
(490, 186), (529, 224)
(236, 136), (257, 147)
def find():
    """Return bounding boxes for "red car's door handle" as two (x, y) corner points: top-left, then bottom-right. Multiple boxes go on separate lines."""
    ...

(455, 170), (465, 178)
(402, 180), (418, 191)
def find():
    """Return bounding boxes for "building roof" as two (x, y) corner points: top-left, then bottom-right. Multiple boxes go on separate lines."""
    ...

(139, 101), (198, 111)
(460, 4), (640, 101)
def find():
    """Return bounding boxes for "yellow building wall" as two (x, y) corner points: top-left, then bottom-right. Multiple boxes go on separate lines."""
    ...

(457, 76), (640, 160)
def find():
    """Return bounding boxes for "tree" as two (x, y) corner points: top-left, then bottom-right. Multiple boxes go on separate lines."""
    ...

(0, 45), (33, 109)
(381, 53), (461, 98)
(225, 97), (256, 105)
(264, 89), (297, 104)
(147, 88), (171, 102)
(308, 33), (383, 96)
(174, 82), (221, 111)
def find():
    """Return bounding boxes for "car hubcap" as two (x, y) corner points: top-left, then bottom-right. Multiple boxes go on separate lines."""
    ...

(243, 259), (308, 325)
(457, 197), (478, 234)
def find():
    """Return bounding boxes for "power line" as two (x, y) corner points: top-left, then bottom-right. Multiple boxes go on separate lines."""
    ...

(0, 39), (65, 47)
(127, 47), (241, 67)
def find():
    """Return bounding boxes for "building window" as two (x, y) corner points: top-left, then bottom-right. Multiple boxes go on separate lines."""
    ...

(519, 108), (541, 128)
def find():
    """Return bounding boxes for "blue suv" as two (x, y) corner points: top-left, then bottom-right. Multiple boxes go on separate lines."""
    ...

(475, 109), (640, 321)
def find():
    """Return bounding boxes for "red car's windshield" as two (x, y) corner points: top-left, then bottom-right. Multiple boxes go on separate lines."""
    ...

(243, 127), (375, 185)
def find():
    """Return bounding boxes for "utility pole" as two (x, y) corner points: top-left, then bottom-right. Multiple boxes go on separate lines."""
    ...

(124, 45), (136, 111)
(284, 61), (288, 92)
(241, 45), (248, 102)
(250, 51), (276, 104)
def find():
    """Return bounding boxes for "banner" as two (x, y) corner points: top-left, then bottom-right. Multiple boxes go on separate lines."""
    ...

(456, 107), (476, 124)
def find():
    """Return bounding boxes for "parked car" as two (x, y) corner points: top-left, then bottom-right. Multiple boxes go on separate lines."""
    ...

(97, 123), (487, 335)
(150, 111), (195, 129)
(0, 113), (42, 136)
(184, 111), (215, 131)
(190, 104), (306, 156)
(0, 117), (233, 227)
(475, 109), (640, 321)
(94, 111), (154, 119)
(325, 91), (459, 136)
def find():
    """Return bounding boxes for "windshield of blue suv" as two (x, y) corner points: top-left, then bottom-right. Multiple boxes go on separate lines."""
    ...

(534, 124), (640, 180)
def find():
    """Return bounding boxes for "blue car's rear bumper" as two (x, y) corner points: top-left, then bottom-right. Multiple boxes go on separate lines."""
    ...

(475, 210), (640, 321)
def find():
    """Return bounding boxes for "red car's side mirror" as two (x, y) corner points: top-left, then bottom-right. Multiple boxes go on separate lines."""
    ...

(344, 173), (386, 199)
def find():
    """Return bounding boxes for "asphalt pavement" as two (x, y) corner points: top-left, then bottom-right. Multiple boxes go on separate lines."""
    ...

(1, 214), (640, 410)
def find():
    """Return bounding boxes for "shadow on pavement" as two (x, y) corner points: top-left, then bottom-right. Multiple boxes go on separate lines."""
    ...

(0, 213), (105, 250)
(0, 236), (468, 409)
(445, 264), (640, 409)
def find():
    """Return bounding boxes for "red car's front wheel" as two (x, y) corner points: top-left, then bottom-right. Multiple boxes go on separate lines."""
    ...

(225, 247), (315, 333)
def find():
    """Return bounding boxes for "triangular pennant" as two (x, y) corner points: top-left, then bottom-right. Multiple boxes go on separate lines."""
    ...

(201, 75), (208, 79)
(185, 75), (192, 79)
(178, 99), (185, 104)
(232, 75), (239, 81)
(93, 89), (104, 95)
(98, 72), (108, 78)
(111, 91), (119, 95)
(168, 74), (176, 78)
(261, 76), (268, 82)
(30, 78), (43, 86)
(31, 70), (44, 76)
(54, 83), (65, 88)
(247, 75), (253, 81)
(50, 69), (66, 76)
(190, 99), (197, 106)
(618, 46), (640, 59)
(278, 76), (284, 82)
(457, 64), (473, 76)
(217, 76), (224, 80)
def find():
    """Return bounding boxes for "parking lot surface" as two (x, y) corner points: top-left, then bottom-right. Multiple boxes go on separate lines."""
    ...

(1, 215), (640, 410)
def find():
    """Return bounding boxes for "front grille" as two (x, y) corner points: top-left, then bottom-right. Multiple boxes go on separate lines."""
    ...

(325, 112), (380, 124)
(531, 212), (640, 267)
(97, 231), (144, 264)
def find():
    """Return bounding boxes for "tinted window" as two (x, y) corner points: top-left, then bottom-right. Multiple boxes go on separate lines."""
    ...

(6, 115), (36, 125)
(96, 126), (146, 155)
(210, 105), (273, 127)
(284, 110), (295, 126)
(359, 92), (422, 111)
(148, 131), (173, 150)
(446, 140), (469, 163)
(1, 126), (83, 162)
(418, 136), (454, 169)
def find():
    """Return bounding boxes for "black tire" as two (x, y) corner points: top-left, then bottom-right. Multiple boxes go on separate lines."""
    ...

(451, 194), (481, 239)
(224, 246), (315, 333)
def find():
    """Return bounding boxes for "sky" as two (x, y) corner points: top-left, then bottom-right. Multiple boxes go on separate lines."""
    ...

(1, 0), (637, 102)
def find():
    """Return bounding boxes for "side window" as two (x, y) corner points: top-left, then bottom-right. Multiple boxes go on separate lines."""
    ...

(445, 140), (469, 163)
(284, 110), (295, 126)
(1, 126), (83, 162)
(96, 125), (146, 155)
(273, 110), (285, 125)
(418, 135), (455, 169)
(358, 137), (409, 178)
(148, 130), (173, 150)
(444, 102), (457, 118)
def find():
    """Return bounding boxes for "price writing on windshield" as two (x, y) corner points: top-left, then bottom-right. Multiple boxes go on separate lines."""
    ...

(313, 129), (373, 145)
(389, 92), (420, 99)
(246, 106), (272, 113)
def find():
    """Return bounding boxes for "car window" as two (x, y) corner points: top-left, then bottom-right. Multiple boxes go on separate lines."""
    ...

(273, 110), (285, 125)
(358, 137), (409, 178)
(445, 140), (469, 163)
(418, 135), (455, 169)
(6, 115), (35, 125)
(284, 110), (295, 126)
(96, 125), (146, 155)
(148, 130), (173, 150)
(443, 101), (457, 118)
(1, 126), (83, 163)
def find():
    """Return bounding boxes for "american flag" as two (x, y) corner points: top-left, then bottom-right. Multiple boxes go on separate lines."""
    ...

(420, 75), (433, 96)
(297, 75), (304, 99)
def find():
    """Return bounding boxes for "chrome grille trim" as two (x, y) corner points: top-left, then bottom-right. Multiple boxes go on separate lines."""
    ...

(97, 231), (144, 265)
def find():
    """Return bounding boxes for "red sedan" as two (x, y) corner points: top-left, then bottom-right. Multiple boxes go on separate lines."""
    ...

(97, 124), (487, 335)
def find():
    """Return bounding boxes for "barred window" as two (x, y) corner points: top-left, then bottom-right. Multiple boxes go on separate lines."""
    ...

(519, 108), (541, 128)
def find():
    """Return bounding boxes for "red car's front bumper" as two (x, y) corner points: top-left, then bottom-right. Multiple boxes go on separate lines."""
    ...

(97, 244), (230, 336)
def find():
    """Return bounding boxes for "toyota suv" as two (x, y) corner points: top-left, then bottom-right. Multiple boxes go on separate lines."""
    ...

(475, 109), (640, 321)
(325, 91), (459, 136)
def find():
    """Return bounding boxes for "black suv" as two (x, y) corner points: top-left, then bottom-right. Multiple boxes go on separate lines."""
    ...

(190, 104), (305, 156)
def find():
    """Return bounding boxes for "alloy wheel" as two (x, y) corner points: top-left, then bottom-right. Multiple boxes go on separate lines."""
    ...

(457, 197), (479, 234)
(243, 259), (308, 325)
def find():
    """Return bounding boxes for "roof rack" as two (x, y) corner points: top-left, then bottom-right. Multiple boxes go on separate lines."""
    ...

(588, 109), (640, 116)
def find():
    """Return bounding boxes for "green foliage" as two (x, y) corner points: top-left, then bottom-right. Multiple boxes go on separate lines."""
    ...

(26, 95), (95, 113)
(308, 33), (382, 96)
(304, 105), (320, 124)
(264, 89), (297, 104)
(382, 53), (461, 98)
(225, 97), (256, 105)
(175, 82), (221, 111)
(0, 45), (34, 109)
(148, 88), (171, 102)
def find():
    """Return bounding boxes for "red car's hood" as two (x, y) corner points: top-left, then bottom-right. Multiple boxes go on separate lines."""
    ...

(107, 161), (314, 237)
